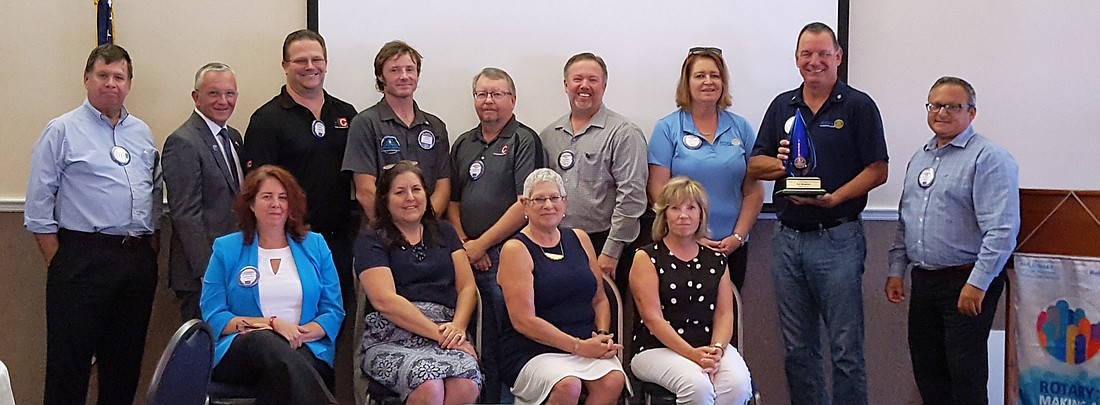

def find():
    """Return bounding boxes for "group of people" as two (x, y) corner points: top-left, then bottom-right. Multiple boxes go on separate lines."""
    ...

(24, 19), (1018, 405)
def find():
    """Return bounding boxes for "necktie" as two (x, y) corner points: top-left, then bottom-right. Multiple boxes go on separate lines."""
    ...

(217, 129), (239, 190)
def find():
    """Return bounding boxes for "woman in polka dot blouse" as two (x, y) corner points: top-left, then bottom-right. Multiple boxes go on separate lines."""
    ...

(629, 177), (753, 404)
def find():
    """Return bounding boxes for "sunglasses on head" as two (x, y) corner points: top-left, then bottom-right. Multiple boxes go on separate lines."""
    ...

(689, 47), (723, 56)
(382, 160), (420, 172)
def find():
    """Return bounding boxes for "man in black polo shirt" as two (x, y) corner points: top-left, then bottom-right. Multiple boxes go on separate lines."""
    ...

(242, 29), (358, 317)
(447, 67), (544, 402)
(748, 22), (888, 405)
(343, 40), (450, 223)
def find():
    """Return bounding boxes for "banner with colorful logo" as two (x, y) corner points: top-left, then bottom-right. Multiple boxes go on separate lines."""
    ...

(1014, 253), (1100, 405)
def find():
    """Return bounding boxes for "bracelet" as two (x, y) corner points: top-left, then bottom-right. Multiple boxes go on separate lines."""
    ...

(269, 315), (278, 328)
(732, 233), (745, 246)
(712, 343), (726, 355)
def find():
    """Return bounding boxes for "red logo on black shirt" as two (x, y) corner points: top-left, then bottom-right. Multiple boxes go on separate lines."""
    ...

(336, 117), (349, 128)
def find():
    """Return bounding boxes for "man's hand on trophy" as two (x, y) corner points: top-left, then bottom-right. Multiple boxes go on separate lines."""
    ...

(777, 139), (791, 161)
(787, 193), (839, 208)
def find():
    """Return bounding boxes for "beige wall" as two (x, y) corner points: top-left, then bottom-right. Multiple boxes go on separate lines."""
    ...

(0, 0), (305, 201)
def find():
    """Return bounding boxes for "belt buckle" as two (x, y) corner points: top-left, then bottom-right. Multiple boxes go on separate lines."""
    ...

(121, 235), (142, 247)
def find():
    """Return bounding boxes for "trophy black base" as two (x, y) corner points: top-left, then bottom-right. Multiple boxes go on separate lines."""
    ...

(775, 176), (826, 197)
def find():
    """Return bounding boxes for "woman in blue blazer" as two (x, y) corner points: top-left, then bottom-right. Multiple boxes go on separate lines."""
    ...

(200, 165), (344, 404)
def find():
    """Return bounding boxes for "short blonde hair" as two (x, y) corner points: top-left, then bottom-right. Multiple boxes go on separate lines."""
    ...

(651, 177), (710, 241)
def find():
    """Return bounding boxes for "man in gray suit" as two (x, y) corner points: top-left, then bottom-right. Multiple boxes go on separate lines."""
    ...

(163, 62), (244, 322)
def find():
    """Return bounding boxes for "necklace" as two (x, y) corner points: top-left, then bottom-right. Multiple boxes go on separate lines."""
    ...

(541, 242), (565, 261)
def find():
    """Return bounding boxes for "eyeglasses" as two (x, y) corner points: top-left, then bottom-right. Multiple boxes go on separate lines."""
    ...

(473, 91), (513, 101)
(527, 195), (565, 205)
(925, 103), (971, 113)
(689, 47), (723, 56)
(287, 56), (326, 66)
(382, 160), (419, 172)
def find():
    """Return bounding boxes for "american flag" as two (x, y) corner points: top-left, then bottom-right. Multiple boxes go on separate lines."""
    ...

(96, 0), (113, 45)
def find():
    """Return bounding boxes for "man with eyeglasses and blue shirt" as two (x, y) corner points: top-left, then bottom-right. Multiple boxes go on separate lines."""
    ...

(447, 67), (545, 403)
(748, 22), (888, 405)
(887, 76), (1019, 405)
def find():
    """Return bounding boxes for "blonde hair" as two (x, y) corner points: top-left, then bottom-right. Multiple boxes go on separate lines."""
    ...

(651, 177), (710, 241)
(674, 52), (732, 110)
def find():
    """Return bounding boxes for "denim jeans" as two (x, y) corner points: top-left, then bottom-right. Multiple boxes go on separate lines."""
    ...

(473, 244), (514, 403)
(771, 221), (868, 405)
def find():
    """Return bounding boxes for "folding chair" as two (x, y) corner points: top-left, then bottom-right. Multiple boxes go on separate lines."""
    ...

(354, 285), (483, 405)
(146, 319), (214, 405)
(640, 286), (762, 405)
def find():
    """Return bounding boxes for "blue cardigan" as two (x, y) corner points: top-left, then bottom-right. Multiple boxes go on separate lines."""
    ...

(200, 231), (345, 366)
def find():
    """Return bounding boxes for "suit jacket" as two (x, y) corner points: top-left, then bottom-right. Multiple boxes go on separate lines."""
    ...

(200, 232), (345, 366)
(163, 112), (243, 292)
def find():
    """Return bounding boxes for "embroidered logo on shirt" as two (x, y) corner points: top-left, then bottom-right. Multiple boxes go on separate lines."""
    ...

(380, 135), (401, 155)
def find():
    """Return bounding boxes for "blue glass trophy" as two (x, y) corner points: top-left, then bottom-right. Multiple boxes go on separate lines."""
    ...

(777, 109), (825, 196)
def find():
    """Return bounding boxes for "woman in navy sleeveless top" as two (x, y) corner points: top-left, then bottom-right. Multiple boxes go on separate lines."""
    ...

(498, 168), (628, 405)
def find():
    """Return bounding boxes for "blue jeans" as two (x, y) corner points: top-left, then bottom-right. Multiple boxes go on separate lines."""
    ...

(771, 221), (868, 405)
(473, 244), (514, 403)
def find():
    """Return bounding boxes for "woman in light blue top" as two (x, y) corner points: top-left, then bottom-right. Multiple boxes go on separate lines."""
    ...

(647, 47), (765, 289)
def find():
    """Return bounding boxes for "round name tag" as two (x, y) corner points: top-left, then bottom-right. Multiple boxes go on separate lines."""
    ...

(469, 160), (484, 180)
(238, 266), (259, 287)
(918, 167), (935, 188)
(110, 146), (131, 166)
(783, 115), (796, 134)
(418, 129), (436, 150)
(683, 134), (703, 150)
(311, 120), (326, 138)
(558, 150), (576, 170)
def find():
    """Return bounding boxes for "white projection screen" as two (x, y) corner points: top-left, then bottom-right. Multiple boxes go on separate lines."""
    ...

(318, 0), (841, 206)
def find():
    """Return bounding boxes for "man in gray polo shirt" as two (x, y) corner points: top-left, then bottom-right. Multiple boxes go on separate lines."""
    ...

(539, 52), (648, 278)
(448, 67), (544, 403)
(343, 40), (450, 223)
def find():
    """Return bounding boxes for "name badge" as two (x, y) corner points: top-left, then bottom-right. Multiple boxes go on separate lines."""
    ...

(237, 266), (260, 287)
(418, 129), (436, 150)
(683, 134), (703, 150)
(311, 120), (326, 138)
(918, 167), (935, 188)
(110, 146), (131, 166)
(469, 160), (484, 180)
(558, 150), (576, 170)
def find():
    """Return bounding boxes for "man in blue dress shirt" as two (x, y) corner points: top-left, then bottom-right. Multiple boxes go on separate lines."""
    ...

(25, 44), (162, 405)
(887, 76), (1020, 405)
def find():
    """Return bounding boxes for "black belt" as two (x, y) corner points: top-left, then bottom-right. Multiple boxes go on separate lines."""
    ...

(58, 228), (151, 248)
(780, 215), (859, 232)
(913, 263), (976, 274)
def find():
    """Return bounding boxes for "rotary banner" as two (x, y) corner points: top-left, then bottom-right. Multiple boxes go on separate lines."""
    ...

(1014, 253), (1100, 405)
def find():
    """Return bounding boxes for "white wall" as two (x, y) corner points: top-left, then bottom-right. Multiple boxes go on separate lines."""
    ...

(850, 0), (1100, 210)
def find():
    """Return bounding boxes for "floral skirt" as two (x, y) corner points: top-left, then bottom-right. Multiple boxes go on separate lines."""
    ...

(359, 301), (482, 399)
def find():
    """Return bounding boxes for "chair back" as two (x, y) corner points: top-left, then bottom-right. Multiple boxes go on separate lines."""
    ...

(146, 319), (214, 405)
(600, 273), (624, 361)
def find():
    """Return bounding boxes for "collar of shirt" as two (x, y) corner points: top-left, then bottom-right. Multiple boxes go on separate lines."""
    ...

(924, 125), (977, 151)
(476, 115), (519, 143)
(555, 104), (609, 136)
(194, 108), (227, 137)
(80, 98), (131, 127)
(375, 98), (430, 129)
(677, 109), (734, 141)
(275, 85), (333, 111)
(786, 80), (851, 111)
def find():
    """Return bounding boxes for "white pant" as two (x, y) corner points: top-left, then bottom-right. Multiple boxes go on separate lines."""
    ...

(630, 345), (752, 405)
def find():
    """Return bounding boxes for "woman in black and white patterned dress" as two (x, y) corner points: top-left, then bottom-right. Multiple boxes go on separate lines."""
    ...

(629, 177), (752, 404)
(355, 161), (481, 403)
